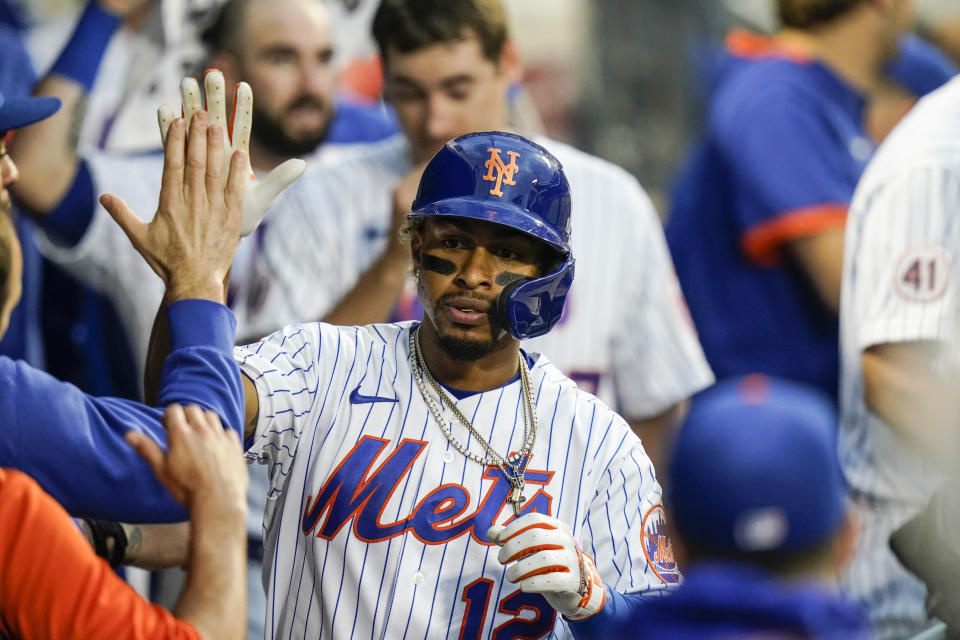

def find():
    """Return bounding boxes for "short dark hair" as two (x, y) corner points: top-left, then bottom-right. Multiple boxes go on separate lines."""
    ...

(778, 0), (862, 29)
(201, 0), (254, 54)
(0, 214), (14, 311)
(372, 0), (508, 65)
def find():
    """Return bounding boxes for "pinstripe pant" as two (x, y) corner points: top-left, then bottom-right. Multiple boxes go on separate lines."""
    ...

(841, 495), (933, 639)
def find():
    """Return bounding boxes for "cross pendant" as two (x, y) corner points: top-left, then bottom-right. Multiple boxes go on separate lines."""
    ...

(508, 485), (526, 517)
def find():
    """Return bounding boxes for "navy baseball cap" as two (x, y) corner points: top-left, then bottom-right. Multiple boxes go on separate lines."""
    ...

(667, 375), (846, 554)
(0, 89), (60, 132)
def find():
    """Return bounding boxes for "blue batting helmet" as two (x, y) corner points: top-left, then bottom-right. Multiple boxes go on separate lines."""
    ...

(408, 131), (575, 340)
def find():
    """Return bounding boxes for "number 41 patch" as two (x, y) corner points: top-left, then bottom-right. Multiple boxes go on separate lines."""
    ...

(893, 245), (951, 302)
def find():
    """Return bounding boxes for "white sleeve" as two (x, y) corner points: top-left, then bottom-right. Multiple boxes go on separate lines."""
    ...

(853, 166), (960, 351)
(237, 168), (359, 339)
(235, 322), (359, 477)
(580, 422), (676, 594)
(610, 180), (714, 418)
(33, 152), (166, 370)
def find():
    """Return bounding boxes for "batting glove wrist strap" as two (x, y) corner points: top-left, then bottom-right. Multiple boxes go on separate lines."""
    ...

(488, 513), (607, 621)
(86, 519), (128, 568)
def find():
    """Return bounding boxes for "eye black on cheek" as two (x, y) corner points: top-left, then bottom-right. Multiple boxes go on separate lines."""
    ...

(495, 272), (531, 287)
(421, 253), (456, 276)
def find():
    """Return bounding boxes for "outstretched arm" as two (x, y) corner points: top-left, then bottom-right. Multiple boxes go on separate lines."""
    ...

(0, 405), (247, 639)
(137, 71), (303, 429)
(0, 298), (243, 523)
(10, 1), (149, 218)
(320, 162), (424, 326)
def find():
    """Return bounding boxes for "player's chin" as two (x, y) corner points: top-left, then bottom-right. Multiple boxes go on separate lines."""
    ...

(435, 325), (497, 362)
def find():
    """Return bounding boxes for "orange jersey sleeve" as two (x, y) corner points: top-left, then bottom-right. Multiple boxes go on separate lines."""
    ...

(0, 468), (202, 640)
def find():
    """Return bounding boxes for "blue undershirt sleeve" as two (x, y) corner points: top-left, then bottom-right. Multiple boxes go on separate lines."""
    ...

(0, 301), (242, 523)
(31, 161), (95, 247)
(565, 587), (648, 639)
(158, 299), (244, 435)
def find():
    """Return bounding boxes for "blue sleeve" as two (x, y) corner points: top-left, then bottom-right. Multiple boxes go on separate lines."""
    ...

(887, 34), (957, 98)
(566, 588), (649, 640)
(0, 300), (242, 523)
(325, 98), (399, 143)
(30, 161), (95, 247)
(712, 70), (857, 232)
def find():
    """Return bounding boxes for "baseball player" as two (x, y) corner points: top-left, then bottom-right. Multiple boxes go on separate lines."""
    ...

(839, 75), (960, 638)
(88, 130), (678, 639)
(248, 0), (713, 475)
(667, 0), (925, 401)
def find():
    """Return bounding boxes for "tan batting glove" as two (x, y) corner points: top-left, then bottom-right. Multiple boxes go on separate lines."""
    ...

(157, 69), (306, 236)
(487, 513), (607, 621)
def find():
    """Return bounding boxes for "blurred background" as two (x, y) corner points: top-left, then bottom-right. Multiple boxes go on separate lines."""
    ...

(5, 0), (959, 211)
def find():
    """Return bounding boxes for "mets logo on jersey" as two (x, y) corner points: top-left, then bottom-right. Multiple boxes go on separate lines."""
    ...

(300, 436), (554, 545)
(641, 504), (680, 584)
(483, 147), (520, 197)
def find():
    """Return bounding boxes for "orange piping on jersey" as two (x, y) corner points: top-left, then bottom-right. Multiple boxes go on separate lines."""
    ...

(725, 29), (814, 64)
(741, 204), (847, 266)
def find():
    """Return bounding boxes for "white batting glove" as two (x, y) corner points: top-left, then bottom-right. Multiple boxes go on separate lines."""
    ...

(487, 513), (607, 621)
(157, 70), (306, 236)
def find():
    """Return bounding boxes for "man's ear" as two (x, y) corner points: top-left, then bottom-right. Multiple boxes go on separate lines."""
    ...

(499, 39), (523, 85)
(410, 229), (423, 269)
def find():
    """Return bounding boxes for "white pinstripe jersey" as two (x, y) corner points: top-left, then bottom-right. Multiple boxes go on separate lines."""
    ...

(839, 76), (960, 505)
(838, 76), (960, 637)
(237, 320), (675, 639)
(254, 134), (713, 419)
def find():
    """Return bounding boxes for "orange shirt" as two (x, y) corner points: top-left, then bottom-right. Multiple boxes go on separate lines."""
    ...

(0, 468), (201, 640)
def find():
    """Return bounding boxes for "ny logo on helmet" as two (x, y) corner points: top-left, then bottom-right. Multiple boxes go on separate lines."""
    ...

(483, 147), (520, 197)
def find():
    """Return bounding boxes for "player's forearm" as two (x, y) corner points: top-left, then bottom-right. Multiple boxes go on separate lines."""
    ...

(322, 241), (409, 326)
(627, 400), (689, 481)
(9, 77), (86, 213)
(174, 495), (247, 640)
(783, 227), (845, 314)
(862, 342), (960, 467)
(566, 588), (648, 640)
(111, 522), (191, 570)
(10, 2), (121, 213)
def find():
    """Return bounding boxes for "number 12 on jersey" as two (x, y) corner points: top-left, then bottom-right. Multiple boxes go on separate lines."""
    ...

(458, 578), (556, 639)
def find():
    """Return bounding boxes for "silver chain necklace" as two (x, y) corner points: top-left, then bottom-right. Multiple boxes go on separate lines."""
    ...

(409, 326), (537, 516)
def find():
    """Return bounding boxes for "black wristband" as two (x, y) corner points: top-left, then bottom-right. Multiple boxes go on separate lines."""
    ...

(86, 519), (128, 568)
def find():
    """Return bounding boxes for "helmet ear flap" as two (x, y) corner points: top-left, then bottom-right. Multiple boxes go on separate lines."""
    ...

(496, 257), (575, 340)
(494, 277), (527, 338)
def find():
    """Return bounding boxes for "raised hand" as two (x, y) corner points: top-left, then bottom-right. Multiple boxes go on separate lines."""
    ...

(100, 104), (245, 303)
(125, 405), (248, 511)
(487, 513), (607, 621)
(158, 70), (305, 236)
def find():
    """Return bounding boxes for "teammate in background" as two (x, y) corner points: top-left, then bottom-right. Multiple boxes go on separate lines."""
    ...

(504, 375), (865, 639)
(248, 0), (713, 475)
(96, 130), (679, 638)
(9, 0), (396, 377)
(0, 80), (255, 523)
(839, 75), (960, 637)
(667, 0), (920, 401)
(0, 406), (248, 640)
